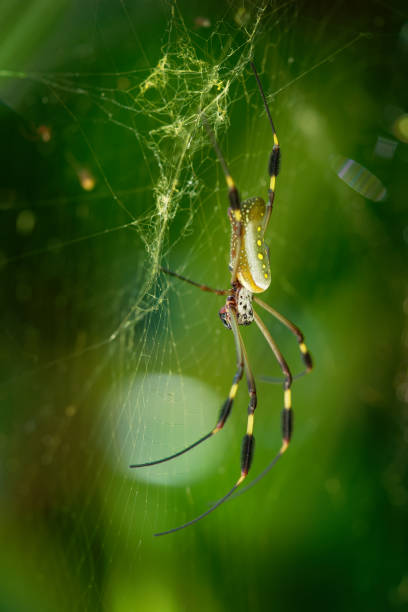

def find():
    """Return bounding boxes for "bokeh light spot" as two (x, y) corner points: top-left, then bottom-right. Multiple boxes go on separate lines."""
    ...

(393, 113), (408, 143)
(16, 209), (36, 235)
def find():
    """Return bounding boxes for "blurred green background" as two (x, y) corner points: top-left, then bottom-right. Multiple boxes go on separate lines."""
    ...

(1, 1), (408, 611)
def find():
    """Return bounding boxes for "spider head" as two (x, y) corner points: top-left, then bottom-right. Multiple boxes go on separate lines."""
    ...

(218, 306), (232, 329)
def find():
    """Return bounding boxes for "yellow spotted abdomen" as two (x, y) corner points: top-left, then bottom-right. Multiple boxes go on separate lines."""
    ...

(229, 197), (271, 293)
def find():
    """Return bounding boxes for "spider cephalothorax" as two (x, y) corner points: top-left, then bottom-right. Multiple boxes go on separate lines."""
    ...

(219, 284), (254, 329)
(236, 285), (254, 325)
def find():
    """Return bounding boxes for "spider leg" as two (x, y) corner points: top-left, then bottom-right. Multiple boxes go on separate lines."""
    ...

(201, 114), (242, 284)
(260, 371), (307, 384)
(154, 482), (241, 536)
(253, 310), (293, 453)
(265, 130), (280, 228)
(129, 431), (214, 468)
(230, 450), (284, 500)
(154, 306), (257, 536)
(230, 310), (295, 500)
(200, 114), (240, 212)
(250, 62), (280, 231)
(160, 267), (229, 295)
(130, 300), (244, 469)
(254, 296), (313, 372)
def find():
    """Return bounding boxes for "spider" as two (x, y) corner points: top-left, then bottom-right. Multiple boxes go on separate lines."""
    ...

(130, 62), (313, 536)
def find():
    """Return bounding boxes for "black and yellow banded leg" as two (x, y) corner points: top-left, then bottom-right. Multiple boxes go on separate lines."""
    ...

(281, 385), (293, 453)
(201, 114), (241, 208)
(225, 175), (242, 284)
(250, 62), (281, 227)
(213, 312), (245, 435)
(200, 113), (242, 283)
(267, 132), (280, 217)
(253, 310), (293, 457)
(232, 383), (293, 501)
(237, 323), (257, 484)
(254, 296), (313, 372)
(233, 386), (293, 501)
(231, 313), (299, 500)
(225, 174), (241, 212)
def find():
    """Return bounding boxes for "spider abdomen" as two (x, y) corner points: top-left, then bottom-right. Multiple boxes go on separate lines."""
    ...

(230, 197), (271, 293)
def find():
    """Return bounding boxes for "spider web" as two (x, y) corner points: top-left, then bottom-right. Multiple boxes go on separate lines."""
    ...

(1, 0), (400, 609)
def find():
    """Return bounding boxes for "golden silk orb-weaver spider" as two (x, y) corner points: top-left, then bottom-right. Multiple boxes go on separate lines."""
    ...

(130, 62), (313, 536)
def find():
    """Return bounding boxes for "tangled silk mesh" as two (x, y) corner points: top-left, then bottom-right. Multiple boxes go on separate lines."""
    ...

(1, 1), (363, 337)
(20, 3), (266, 314)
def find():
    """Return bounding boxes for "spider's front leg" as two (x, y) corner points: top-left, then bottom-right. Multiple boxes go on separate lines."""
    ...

(249, 62), (281, 230)
(200, 113), (243, 285)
